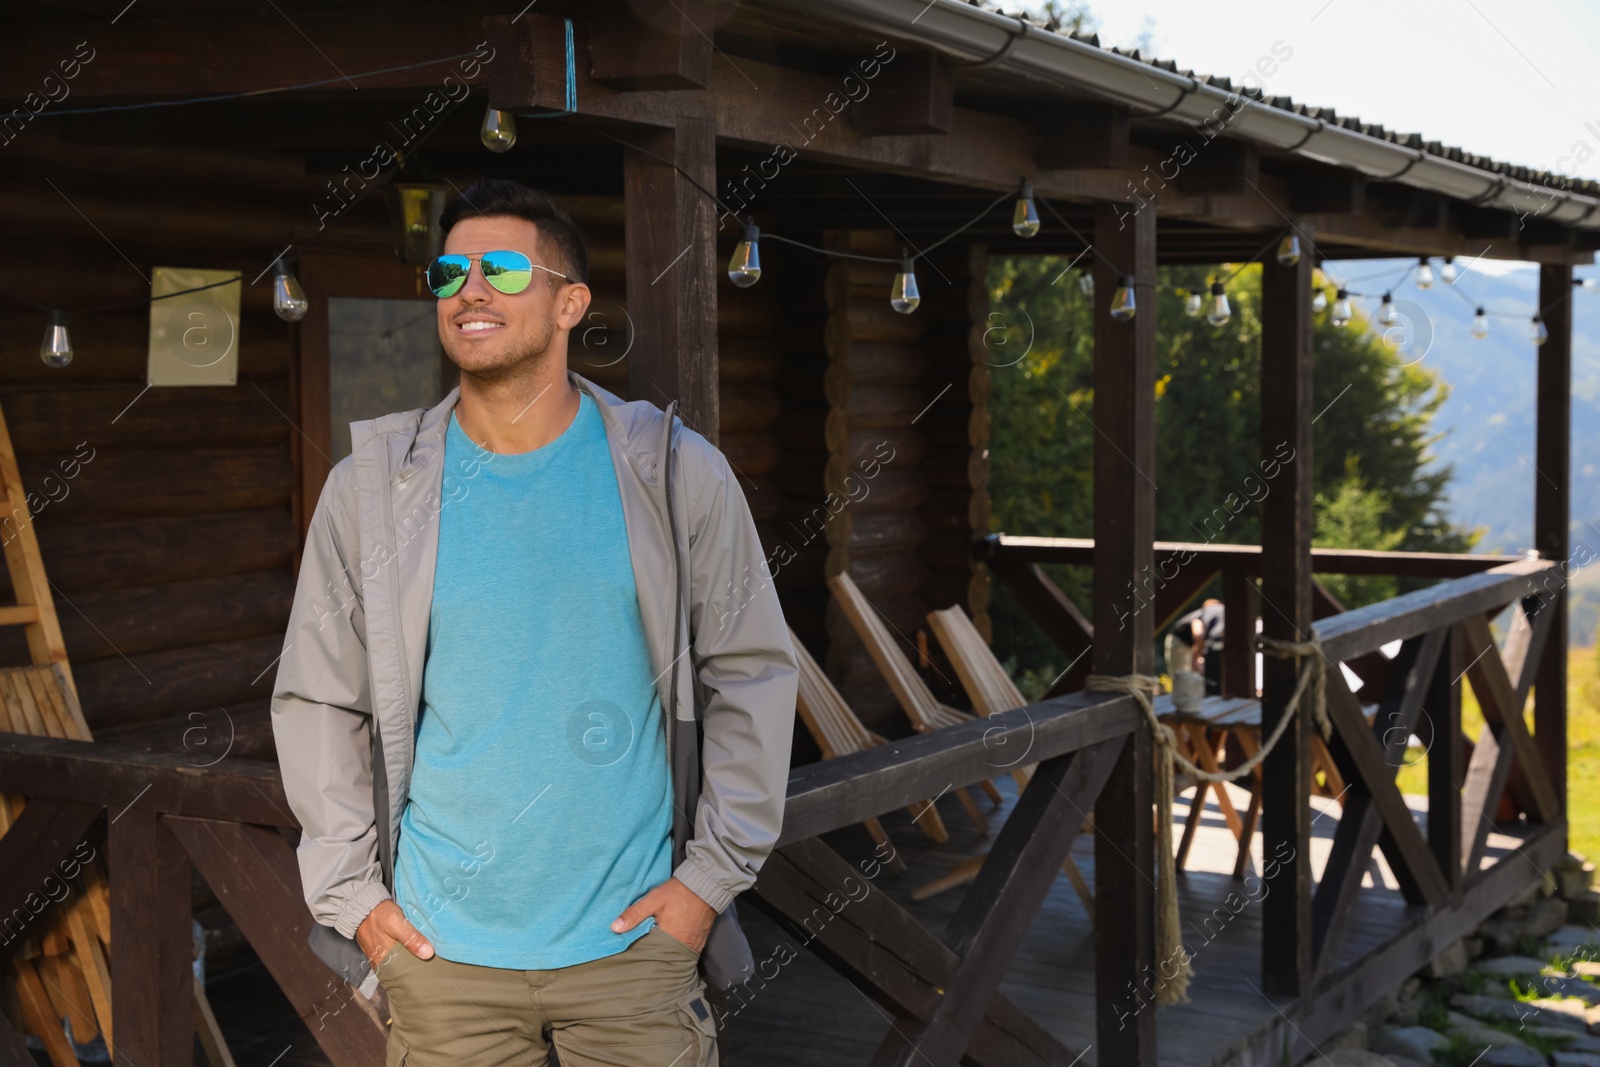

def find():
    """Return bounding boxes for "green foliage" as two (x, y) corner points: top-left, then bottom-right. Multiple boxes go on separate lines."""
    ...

(984, 255), (1477, 678)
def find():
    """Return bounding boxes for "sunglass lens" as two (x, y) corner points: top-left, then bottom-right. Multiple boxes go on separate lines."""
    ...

(480, 250), (534, 295)
(426, 255), (470, 299)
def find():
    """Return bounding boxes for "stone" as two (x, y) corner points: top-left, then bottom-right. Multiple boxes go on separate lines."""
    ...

(1363, 991), (1402, 1029)
(1467, 937), (1489, 960)
(1573, 962), (1600, 978)
(1481, 918), (1532, 957)
(1478, 1046), (1552, 1066)
(1318, 1052), (1400, 1067)
(1534, 1027), (1600, 1053)
(1445, 1011), (1535, 1049)
(1530, 899), (1575, 940)
(1479, 956), (1557, 977)
(1549, 926), (1600, 958)
(1572, 893), (1600, 927)
(1508, 885), (1543, 909)
(1556, 864), (1596, 902)
(1371, 1026), (1450, 1061)
(1553, 1053), (1600, 1066)
(1538, 976), (1600, 1006)
(1427, 940), (1472, 978)
(1451, 992), (1590, 1031)
(1324, 1022), (1369, 1052)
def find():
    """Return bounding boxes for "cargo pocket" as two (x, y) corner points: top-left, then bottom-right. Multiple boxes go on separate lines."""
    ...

(675, 988), (719, 1067)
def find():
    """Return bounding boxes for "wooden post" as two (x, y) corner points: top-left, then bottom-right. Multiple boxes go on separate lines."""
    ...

(1428, 624), (1464, 894)
(1222, 568), (1257, 697)
(1090, 200), (1157, 1066)
(623, 116), (720, 441)
(1258, 226), (1315, 994)
(110, 810), (193, 1067)
(1534, 264), (1571, 819)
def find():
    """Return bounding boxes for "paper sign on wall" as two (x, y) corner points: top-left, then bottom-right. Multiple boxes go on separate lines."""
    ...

(147, 267), (241, 386)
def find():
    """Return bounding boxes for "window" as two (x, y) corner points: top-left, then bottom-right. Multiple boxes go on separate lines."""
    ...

(327, 298), (444, 460)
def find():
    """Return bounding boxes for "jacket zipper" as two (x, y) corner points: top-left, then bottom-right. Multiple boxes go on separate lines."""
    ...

(662, 402), (682, 817)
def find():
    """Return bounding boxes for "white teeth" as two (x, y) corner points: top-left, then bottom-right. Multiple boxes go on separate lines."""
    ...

(459, 321), (502, 332)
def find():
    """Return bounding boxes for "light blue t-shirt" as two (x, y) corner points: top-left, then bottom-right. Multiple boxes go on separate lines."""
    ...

(394, 392), (674, 970)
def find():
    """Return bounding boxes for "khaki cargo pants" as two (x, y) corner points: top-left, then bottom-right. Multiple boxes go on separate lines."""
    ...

(375, 926), (719, 1067)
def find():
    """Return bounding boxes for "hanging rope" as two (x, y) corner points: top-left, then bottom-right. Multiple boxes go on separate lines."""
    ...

(1083, 633), (1326, 1006)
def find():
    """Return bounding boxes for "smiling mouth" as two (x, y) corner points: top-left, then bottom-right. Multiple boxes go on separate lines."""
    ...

(456, 320), (505, 333)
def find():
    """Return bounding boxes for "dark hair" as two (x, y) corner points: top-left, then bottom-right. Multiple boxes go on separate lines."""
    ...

(438, 179), (589, 284)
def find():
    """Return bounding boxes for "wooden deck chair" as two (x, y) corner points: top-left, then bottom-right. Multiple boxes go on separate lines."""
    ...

(921, 605), (1095, 913)
(792, 629), (949, 868)
(0, 403), (234, 1066)
(826, 572), (1004, 835)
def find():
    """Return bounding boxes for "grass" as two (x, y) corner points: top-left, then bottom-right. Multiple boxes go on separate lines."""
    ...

(1393, 646), (1600, 863)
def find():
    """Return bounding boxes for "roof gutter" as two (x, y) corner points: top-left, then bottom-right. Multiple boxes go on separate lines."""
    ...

(786, 0), (1600, 233)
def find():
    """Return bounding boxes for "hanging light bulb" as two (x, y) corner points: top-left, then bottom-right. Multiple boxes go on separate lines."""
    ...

(1012, 181), (1040, 238)
(1577, 277), (1597, 291)
(1205, 281), (1231, 327)
(1531, 315), (1549, 346)
(1439, 256), (1458, 283)
(1377, 292), (1399, 327)
(271, 257), (310, 322)
(890, 254), (920, 315)
(1330, 288), (1353, 328)
(1276, 234), (1301, 266)
(1415, 258), (1434, 290)
(727, 223), (761, 288)
(481, 105), (517, 153)
(39, 308), (72, 369)
(1184, 289), (1204, 317)
(1110, 275), (1136, 321)
(1078, 270), (1095, 296)
(1311, 286), (1329, 313)
(1471, 307), (1489, 339)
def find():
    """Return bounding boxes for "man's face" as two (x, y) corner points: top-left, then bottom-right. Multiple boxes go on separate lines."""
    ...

(436, 215), (588, 381)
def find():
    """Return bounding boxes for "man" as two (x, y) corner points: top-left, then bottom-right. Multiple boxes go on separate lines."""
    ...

(272, 179), (797, 1066)
(1165, 598), (1225, 695)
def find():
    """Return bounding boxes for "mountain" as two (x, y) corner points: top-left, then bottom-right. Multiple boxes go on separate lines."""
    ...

(1331, 257), (1600, 641)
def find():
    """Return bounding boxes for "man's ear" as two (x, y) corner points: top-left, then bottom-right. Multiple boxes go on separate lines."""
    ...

(556, 282), (592, 331)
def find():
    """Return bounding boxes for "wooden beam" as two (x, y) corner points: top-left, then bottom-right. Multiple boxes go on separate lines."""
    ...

(1534, 262), (1572, 818)
(777, 693), (1140, 846)
(746, 838), (1083, 1067)
(585, 0), (712, 90)
(623, 115), (720, 439)
(1258, 218), (1315, 996)
(1177, 142), (1259, 196)
(1090, 200), (1157, 1066)
(1036, 107), (1129, 170)
(1458, 207), (1521, 241)
(110, 811), (193, 1067)
(166, 817), (388, 1066)
(0, 798), (100, 964)
(0, 733), (294, 825)
(1460, 608), (1559, 822)
(1222, 569), (1257, 697)
(878, 738), (1123, 1065)
(854, 52), (953, 135)
(1286, 167), (1366, 215)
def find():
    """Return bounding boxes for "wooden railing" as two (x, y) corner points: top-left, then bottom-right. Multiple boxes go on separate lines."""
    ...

(981, 534), (1570, 1012)
(0, 690), (1148, 1067)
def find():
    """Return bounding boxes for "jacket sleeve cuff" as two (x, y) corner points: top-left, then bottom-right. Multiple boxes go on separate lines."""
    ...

(334, 880), (392, 938)
(674, 857), (736, 914)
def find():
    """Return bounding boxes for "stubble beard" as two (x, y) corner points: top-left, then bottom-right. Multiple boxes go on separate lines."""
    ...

(448, 316), (559, 388)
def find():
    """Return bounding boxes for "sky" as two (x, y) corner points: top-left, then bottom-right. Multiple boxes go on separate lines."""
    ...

(1045, 0), (1600, 184)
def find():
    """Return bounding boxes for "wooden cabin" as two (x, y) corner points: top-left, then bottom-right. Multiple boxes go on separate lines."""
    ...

(0, 2), (1593, 1065)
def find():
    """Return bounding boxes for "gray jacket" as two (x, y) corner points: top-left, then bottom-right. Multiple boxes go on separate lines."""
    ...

(270, 371), (797, 994)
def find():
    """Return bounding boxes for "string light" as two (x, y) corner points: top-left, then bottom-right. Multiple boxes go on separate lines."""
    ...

(1331, 288), (1353, 328)
(1311, 285), (1329, 313)
(1206, 281), (1231, 327)
(1439, 256), (1458, 283)
(39, 308), (72, 369)
(1415, 257), (1434, 289)
(1184, 290), (1204, 317)
(481, 105), (517, 153)
(1377, 292), (1398, 327)
(1012, 181), (1040, 238)
(890, 254), (921, 314)
(272, 257), (309, 322)
(1110, 276), (1136, 321)
(1531, 315), (1549, 346)
(1275, 235), (1301, 266)
(1471, 307), (1489, 338)
(1078, 271), (1095, 297)
(728, 223), (761, 287)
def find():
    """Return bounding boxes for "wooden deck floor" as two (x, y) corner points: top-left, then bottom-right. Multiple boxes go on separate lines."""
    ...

(724, 775), (1539, 1067)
